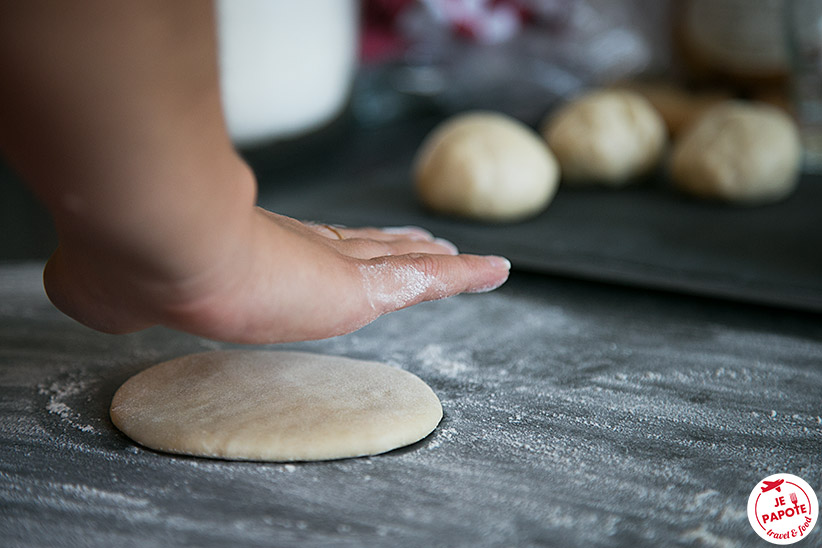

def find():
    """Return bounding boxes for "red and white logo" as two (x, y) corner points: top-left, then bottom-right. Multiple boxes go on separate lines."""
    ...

(748, 473), (818, 544)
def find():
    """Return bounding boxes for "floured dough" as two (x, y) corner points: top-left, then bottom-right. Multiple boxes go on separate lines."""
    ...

(414, 111), (560, 222)
(670, 101), (801, 204)
(110, 351), (443, 461)
(541, 89), (667, 186)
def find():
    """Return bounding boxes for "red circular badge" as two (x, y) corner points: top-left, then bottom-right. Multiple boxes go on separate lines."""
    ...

(748, 473), (818, 544)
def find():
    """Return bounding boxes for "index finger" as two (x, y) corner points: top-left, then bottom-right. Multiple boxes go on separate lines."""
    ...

(356, 253), (511, 316)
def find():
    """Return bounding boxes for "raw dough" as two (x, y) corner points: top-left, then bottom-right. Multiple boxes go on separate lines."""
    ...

(670, 101), (801, 204)
(413, 111), (560, 222)
(541, 89), (667, 186)
(615, 81), (731, 137)
(110, 351), (443, 461)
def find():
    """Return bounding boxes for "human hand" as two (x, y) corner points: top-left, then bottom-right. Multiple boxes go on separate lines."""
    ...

(44, 208), (510, 343)
(1, 0), (510, 344)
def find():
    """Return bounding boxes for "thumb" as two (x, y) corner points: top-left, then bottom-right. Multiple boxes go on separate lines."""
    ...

(356, 253), (510, 316)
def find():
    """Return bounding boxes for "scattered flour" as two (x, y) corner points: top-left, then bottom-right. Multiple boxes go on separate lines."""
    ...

(416, 343), (470, 377)
(425, 426), (458, 450)
(39, 378), (99, 434)
(55, 482), (150, 508)
(358, 261), (447, 313)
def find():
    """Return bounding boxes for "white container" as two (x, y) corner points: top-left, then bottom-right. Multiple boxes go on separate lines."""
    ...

(217, 0), (359, 147)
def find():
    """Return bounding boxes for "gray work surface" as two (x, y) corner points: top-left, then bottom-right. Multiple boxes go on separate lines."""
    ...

(1, 262), (820, 547)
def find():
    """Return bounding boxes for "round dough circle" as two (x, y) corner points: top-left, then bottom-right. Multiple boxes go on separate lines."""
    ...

(110, 351), (443, 461)
(541, 89), (667, 185)
(670, 101), (801, 204)
(414, 111), (560, 222)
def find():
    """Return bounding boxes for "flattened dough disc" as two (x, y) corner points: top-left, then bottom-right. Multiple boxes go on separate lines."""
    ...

(110, 351), (443, 461)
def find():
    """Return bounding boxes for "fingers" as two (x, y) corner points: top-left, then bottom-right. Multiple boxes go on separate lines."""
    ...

(339, 237), (459, 259)
(265, 214), (511, 338)
(305, 222), (459, 258)
(304, 220), (511, 317)
(312, 224), (435, 243)
(356, 253), (511, 317)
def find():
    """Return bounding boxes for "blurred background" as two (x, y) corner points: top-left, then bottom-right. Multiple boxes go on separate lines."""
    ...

(2, 0), (821, 260)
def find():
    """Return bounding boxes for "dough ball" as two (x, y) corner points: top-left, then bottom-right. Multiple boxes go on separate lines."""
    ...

(615, 81), (731, 137)
(670, 101), (801, 204)
(110, 351), (443, 462)
(413, 111), (560, 222)
(541, 89), (667, 186)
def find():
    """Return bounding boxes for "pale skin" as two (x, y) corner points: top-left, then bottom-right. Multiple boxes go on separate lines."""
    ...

(0, 1), (509, 344)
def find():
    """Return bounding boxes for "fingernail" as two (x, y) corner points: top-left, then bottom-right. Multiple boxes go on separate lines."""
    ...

(434, 237), (459, 255)
(381, 226), (434, 240)
(484, 256), (511, 270)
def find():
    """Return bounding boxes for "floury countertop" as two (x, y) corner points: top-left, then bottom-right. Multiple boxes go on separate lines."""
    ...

(1, 260), (820, 547)
(2, 111), (821, 546)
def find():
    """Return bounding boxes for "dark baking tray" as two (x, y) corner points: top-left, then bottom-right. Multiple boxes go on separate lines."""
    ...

(253, 117), (822, 313)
